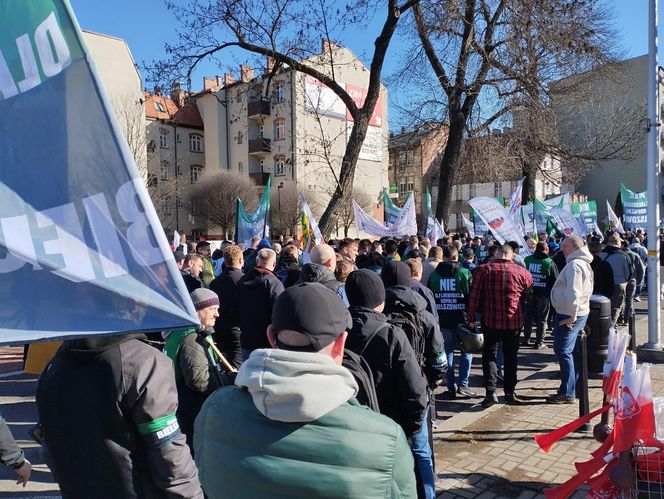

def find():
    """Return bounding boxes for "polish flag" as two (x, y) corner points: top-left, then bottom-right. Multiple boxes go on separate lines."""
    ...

(613, 364), (656, 454)
(602, 332), (630, 399)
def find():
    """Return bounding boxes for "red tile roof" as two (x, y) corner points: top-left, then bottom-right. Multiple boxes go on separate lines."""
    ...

(144, 92), (203, 129)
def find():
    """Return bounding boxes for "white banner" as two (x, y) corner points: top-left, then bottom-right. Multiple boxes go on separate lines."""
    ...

(425, 216), (446, 243)
(468, 197), (531, 255)
(354, 193), (417, 238)
(543, 192), (571, 212)
(550, 208), (585, 237)
(347, 122), (382, 162)
(606, 200), (625, 233)
(304, 75), (346, 119)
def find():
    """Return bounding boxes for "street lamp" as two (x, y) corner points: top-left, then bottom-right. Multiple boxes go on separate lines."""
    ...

(277, 182), (284, 235)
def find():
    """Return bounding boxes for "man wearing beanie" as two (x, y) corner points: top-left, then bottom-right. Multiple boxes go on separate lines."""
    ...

(164, 288), (223, 451)
(380, 261), (446, 499)
(194, 283), (417, 499)
(345, 270), (434, 497)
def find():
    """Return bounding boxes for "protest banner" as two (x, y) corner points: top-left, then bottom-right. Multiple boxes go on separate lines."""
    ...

(620, 184), (647, 229)
(0, 1), (199, 343)
(236, 176), (271, 246)
(461, 213), (475, 238)
(606, 200), (625, 233)
(550, 208), (584, 237)
(468, 197), (530, 254)
(354, 193), (417, 238)
(424, 187), (445, 242)
(383, 189), (401, 226)
(570, 201), (599, 234)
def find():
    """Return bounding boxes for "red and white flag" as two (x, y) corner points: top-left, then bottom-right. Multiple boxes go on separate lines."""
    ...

(613, 364), (656, 454)
(602, 332), (630, 399)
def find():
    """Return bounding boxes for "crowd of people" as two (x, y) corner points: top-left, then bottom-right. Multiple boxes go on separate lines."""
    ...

(27, 227), (657, 497)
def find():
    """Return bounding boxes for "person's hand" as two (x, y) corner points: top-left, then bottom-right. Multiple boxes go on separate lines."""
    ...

(559, 316), (577, 329)
(15, 459), (31, 487)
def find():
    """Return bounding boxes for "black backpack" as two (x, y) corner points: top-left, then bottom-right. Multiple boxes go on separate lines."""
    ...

(384, 301), (426, 367)
(342, 349), (380, 413)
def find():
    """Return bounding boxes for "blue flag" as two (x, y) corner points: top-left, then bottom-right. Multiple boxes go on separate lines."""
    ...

(0, 1), (199, 344)
(236, 176), (271, 245)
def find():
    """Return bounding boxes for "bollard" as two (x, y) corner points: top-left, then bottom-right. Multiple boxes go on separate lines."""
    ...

(629, 314), (636, 353)
(575, 332), (591, 432)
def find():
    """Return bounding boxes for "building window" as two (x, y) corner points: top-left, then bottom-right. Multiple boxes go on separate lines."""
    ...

(398, 151), (406, 169)
(276, 83), (286, 103)
(153, 101), (167, 113)
(147, 140), (156, 154)
(274, 159), (285, 176)
(147, 174), (157, 188)
(469, 184), (476, 198)
(189, 134), (203, 152)
(456, 213), (463, 230)
(407, 178), (414, 194)
(190, 164), (203, 184)
(238, 161), (244, 173)
(494, 182), (502, 197)
(237, 130), (243, 144)
(406, 150), (414, 167)
(159, 128), (168, 149)
(273, 119), (286, 141)
(160, 160), (169, 180)
(398, 179), (407, 198)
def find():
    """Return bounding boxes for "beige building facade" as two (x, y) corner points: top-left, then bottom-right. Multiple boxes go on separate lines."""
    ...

(195, 43), (389, 237)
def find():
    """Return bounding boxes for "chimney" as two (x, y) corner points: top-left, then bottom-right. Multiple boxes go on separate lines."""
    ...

(401, 126), (406, 134)
(153, 85), (162, 97)
(170, 81), (185, 107)
(224, 73), (235, 85)
(216, 75), (223, 87)
(321, 38), (340, 53)
(240, 65), (254, 82)
(203, 77), (216, 90)
(266, 56), (276, 74)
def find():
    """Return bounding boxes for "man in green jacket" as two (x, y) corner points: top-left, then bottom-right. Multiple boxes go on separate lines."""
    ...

(194, 283), (416, 499)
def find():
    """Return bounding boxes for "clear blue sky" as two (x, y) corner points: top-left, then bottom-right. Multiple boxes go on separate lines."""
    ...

(69, 0), (656, 127)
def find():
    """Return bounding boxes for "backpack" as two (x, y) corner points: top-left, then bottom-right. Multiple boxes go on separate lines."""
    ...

(596, 255), (615, 298)
(384, 301), (426, 367)
(342, 349), (380, 412)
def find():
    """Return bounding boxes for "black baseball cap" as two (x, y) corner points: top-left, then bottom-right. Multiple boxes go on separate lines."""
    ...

(271, 283), (352, 352)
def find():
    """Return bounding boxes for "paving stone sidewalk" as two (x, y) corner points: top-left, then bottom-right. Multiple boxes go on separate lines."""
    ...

(432, 300), (663, 498)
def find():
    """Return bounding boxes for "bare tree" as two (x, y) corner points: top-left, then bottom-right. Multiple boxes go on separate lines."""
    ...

(151, 0), (416, 236)
(396, 0), (637, 221)
(336, 188), (374, 238)
(188, 171), (258, 239)
(111, 94), (149, 181)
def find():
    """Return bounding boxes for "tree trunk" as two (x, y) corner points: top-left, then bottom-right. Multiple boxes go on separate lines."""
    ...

(318, 115), (370, 237)
(521, 162), (537, 203)
(435, 113), (465, 225)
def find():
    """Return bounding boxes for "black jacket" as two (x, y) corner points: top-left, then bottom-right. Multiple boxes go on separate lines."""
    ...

(36, 335), (203, 498)
(408, 279), (438, 321)
(345, 307), (427, 438)
(429, 261), (469, 330)
(210, 267), (243, 332)
(384, 285), (445, 370)
(297, 263), (343, 294)
(274, 254), (301, 288)
(181, 270), (204, 294)
(238, 267), (285, 351)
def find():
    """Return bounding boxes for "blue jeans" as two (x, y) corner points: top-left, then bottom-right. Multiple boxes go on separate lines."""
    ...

(411, 407), (435, 499)
(496, 340), (504, 372)
(552, 313), (589, 398)
(442, 329), (473, 391)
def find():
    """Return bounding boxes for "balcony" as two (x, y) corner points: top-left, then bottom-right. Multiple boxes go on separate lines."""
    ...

(248, 138), (271, 156)
(248, 99), (271, 119)
(250, 172), (271, 186)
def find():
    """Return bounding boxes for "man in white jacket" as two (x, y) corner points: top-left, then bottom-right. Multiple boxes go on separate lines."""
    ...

(547, 236), (594, 404)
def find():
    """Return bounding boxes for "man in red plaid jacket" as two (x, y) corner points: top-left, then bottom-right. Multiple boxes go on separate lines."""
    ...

(468, 244), (532, 408)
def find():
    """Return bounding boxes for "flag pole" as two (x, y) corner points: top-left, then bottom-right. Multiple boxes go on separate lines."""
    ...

(235, 198), (240, 244)
(646, 0), (662, 350)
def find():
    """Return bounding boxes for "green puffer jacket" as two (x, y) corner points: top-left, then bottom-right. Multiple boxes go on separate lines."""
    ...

(194, 348), (416, 499)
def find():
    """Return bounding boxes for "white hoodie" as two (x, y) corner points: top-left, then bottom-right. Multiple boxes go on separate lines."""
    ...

(550, 247), (594, 319)
(235, 348), (359, 423)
